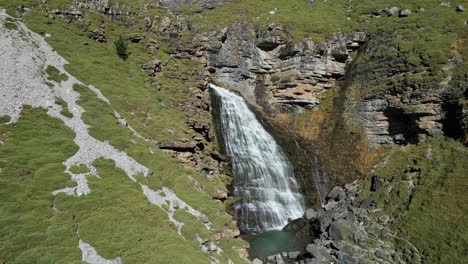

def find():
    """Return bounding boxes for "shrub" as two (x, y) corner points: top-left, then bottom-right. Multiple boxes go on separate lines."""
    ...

(114, 35), (128, 60)
(271, 75), (281, 83)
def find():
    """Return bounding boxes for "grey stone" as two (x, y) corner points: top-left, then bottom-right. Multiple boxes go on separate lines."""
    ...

(288, 251), (301, 259)
(386, 7), (399, 16)
(305, 244), (333, 261)
(456, 5), (465, 12)
(399, 9), (412, 17)
(328, 220), (349, 241)
(358, 197), (374, 209)
(305, 208), (319, 220)
(159, 17), (171, 32)
(252, 259), (263, 264)
(282, 217), (307, 232)
(310, 215), (332, 235)
(341, 254), (357, 264)
(324, 200), (338, 211)
(327, 186), (346, 201)
(370, 176), (385, 191)
(375, 249), (389, 260)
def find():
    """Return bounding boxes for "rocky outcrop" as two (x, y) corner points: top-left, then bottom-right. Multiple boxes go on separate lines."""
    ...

(260, 181), (419, 264)
(159, 0), (228, 10)
(207, 22), (367, 112)
(347, 32), (467, 149)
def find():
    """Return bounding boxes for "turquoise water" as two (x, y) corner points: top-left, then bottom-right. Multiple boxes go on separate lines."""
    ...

(245, 230), (310, 259)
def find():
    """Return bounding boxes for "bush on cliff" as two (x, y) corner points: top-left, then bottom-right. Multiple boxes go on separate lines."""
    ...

(114, 35), (128, 60)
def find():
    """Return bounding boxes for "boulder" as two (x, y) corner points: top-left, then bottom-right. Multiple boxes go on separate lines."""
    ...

(141, 59), (163, 77)
(288, 251), (301, 259)
(88, 28), (107, 43)
(283, 218), (308, 232)
(370, 176), (385, 191)
(386, 7), (399, 16)
(324, 200), (338, 211)
(310, 215), (332, 235)
(146, 39), (160, 54)
(159, 17), (171, 32)
(159, 140), (196, 152)
(305, 208), (319, 220)
(358, 197), (374, 209)
(456, 5), (465, 12)
(331, 42), (349, 62)
(399, 9), (412, 17)
(127, 34), (145, 43)
(252, 259), (263, 264)
(328, 220), (348, 241)
(211, 187), (228, 200)
(305, 244), (333, 262)
(327, 186), (346, 201)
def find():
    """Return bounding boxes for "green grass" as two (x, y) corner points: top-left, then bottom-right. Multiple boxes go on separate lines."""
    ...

(362, 137), (468, 263)
(0, 106), (81, 263)
(46, 65), (69, 83)
(4, 21), (17, 30)
(69, 164), (89, 174)
(55, 97), (73, 118)
(0, 4), (247, 263)
(0, 115), (11, 124)
(24, 11), (199, 142)
(190, 0), (356, 42)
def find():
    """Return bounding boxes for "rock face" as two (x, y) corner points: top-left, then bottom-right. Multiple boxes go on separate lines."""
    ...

(263, 181), (419, 264)
(207, 22), (367, 112)
(347, 32), (467, 149)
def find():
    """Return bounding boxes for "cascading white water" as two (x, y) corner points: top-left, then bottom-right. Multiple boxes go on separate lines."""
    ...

(211, 84), (305, 233)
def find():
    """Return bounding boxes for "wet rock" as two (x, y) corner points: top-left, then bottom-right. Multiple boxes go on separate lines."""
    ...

(399, 9), (412, 17)
(252, 259), (263, 264)
(288, 251), (301, 259)
(283, 218), (308, 232)
(159, 140), (197, 152)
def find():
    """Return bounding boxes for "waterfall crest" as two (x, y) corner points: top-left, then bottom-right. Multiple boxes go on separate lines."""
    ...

(211, 84), (305, 233)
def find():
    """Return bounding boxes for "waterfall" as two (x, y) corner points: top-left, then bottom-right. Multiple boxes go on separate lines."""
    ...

(211, 84), (305, 233)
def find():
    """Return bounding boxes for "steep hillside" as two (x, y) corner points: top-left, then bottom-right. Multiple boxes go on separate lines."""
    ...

(0, 0), (467, 263)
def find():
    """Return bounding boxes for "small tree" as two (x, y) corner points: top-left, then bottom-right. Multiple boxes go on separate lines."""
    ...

(114, 35), (128, 60)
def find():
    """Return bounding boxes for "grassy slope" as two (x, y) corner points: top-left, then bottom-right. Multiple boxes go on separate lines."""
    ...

(0, 3), (247, 264)
(360, 138), (468, 263)
(189, 0), (356, 41)
(0, 107), (82, 263)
